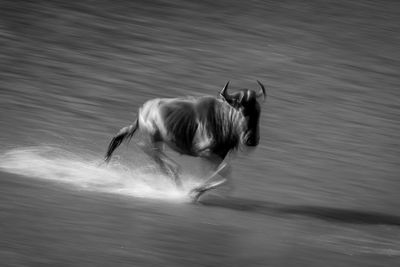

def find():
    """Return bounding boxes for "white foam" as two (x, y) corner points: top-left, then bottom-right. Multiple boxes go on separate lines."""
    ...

(0, 146), (201, 201)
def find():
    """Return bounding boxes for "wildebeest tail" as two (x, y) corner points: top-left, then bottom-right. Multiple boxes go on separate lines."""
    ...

(105, 118), (138, 162)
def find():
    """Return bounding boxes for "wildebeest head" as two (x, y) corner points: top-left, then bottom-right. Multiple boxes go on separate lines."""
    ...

(220, 81), (266, 146)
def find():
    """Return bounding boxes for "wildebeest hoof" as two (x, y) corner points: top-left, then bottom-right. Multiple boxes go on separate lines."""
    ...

(188, 187), (205, 203)
(188, 178), (227, 203)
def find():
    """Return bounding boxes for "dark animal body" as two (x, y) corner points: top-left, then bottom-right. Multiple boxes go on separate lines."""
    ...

(155, 96), (243, 158)
(105, 81), (266, 201)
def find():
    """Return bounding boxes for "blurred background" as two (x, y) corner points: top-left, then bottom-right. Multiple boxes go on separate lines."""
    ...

(0, 0), (399, 266)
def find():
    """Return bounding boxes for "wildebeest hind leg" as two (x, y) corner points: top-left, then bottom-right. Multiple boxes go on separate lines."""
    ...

(138, 142), (183, 189)
(157, 150), (183, 189)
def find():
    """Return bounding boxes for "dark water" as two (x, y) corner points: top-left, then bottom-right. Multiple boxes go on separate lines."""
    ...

(1, 0), (400, 266)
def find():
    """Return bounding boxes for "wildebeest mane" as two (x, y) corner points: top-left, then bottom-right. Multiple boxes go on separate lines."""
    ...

(198, 97), (244, 157)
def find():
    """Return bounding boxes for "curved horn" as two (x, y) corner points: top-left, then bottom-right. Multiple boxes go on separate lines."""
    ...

(256, 80), (266, 101)
(220, 81), (233, 100)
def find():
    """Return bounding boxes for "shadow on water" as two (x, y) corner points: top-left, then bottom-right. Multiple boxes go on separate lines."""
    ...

(200, 196), (400, 226)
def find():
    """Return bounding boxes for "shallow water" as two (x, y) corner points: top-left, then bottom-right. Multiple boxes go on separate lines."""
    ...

(0, 146), (192, 200)
(1, 0), (400, 266)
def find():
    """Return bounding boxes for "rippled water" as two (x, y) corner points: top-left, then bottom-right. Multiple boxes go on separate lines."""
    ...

(1, 0), (399, 266)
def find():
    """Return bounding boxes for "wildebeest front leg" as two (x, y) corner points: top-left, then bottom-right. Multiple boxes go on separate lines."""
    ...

(189, 154), (231, 202)
(138, 142), (183, 189)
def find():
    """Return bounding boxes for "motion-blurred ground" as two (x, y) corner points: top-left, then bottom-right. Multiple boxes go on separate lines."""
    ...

(1, 0), (399, 266)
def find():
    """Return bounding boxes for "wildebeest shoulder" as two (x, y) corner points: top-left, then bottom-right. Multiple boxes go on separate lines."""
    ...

(160, 96), (242, 157)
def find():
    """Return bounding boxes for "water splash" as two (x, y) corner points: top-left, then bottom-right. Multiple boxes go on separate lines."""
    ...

(0, 146), (200, 201)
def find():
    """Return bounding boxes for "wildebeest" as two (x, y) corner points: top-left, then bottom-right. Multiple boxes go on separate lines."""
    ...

(105, 81), (266, 201)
